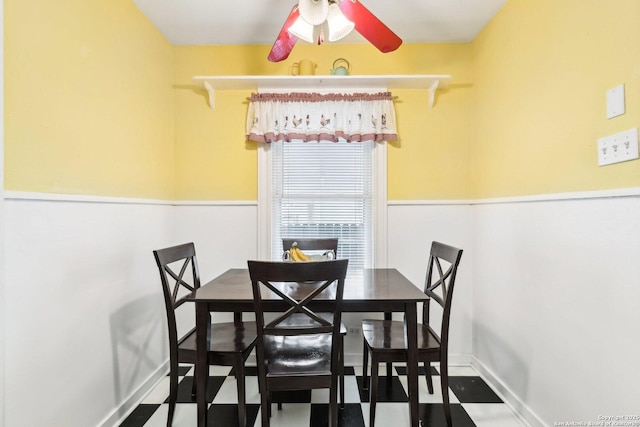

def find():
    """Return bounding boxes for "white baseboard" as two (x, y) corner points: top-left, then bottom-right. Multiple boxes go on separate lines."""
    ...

(99, 361), (169, 427)
(471, 356), (544, 427)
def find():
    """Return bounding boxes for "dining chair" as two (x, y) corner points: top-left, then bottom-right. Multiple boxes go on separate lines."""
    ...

(281, 237), (346, 407)
(248, 259), (349, 427)
(361, 241), (463, 427)
(153, 243), (257, 427)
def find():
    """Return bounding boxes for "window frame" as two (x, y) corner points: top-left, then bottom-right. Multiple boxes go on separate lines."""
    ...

(257, 140), (388, 267)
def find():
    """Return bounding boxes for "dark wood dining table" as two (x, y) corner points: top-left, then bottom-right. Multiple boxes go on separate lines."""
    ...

(190, 267), (428, 427)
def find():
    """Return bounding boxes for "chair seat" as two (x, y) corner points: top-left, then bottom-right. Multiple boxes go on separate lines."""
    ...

(180, 321), (257, 354)
(264, 334), (333, 377)
(362, 319), (440, 353)
(272, 313), (346, 406)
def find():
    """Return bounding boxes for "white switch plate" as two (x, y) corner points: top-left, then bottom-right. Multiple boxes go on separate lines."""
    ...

(597, 128), (639, 166)
(606, 84), (625, 119)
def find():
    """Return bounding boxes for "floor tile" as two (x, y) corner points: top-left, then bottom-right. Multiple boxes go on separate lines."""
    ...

(207, 403), (260, 427)
(364, 402), (409, 427)
(120, 365), (527, 427)
(419, 403), (476, 427)
(119, 404), (159, 427)
(449, 376), (503, 403)
(397, 374), (461, 404)
(143, 403), (196, 427)
(261, 403), (311, 427)
(171, 366), (191, 377)
(165, 376), (226, 403)
(394, 365), (439, 376)
(229, 366), (260, 377)
(311, 375), (361, 404)
(462, 403), (525, 427)
(356, 375), (407, 402)
(310, 403), (365, 427)
(142, 377), (171, 404)
(212, 375), (261, 404)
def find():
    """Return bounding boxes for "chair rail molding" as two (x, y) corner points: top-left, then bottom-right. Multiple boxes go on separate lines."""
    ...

(192, 74), (452, 109)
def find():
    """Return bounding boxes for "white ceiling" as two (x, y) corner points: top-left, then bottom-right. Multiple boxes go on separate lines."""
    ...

(131, 0), (507, 46)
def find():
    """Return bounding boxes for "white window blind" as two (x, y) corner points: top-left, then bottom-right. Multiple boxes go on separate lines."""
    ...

(270, 140), (374, 271)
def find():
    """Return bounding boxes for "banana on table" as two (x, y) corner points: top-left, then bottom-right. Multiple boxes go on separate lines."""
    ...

(289, 242), (312, 261)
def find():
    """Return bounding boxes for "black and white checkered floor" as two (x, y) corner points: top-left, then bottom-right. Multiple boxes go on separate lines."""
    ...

(120, 364), (526, 427)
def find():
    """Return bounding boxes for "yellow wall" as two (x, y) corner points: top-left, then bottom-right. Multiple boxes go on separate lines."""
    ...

(4, 0), (174, 199)
(173, 43), (474, 200)
(471, 0), (640, 198)
(8, 0), (637, 200)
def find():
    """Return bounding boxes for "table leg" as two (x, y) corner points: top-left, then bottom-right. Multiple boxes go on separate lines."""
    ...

(405, 303), (420, 427)
(196, 303), (210, 427)
(384, 312), (393, 379)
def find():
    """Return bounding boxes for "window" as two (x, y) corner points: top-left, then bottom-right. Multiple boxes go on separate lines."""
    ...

(258, 140), (387, 271)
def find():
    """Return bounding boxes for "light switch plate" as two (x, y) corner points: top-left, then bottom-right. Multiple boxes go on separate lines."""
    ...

(597, 128), (639, 166)
(606, 84), (625, 119)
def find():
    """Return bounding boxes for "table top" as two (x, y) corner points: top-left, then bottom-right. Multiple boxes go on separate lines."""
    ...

(190, 268), (427, 310)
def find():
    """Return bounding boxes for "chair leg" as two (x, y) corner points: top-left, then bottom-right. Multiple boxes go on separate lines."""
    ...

(330, 374), (339, 427)
(424, 362), (434, 394)
(257, 362), (270, 424)
(339, 335), (345, 409)
(190, 364), (197, 399)
(440, 361), (452, 427)
(384, 314), (393, 381)
(167, 362), (178, 427)
(235, 360), (247, 427)
(260, 390), (270, 427)
(370, 358), (379, 427)
(362, 341), (369, 390)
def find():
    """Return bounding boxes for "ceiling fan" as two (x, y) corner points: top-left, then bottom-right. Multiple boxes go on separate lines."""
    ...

(268, 0), (403, 62)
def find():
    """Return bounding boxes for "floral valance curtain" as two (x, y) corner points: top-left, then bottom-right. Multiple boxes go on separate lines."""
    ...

(246, 92), (397, 143)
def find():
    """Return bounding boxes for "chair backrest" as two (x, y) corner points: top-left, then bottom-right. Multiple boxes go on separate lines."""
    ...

(153, 243), (200, 346)
(422, 242), (463, 351)
(282, 238), (339, 258)
(248, 259), (348, 350)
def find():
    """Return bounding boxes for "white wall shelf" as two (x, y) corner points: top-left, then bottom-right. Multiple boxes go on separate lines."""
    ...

(192, 74), (452, 109)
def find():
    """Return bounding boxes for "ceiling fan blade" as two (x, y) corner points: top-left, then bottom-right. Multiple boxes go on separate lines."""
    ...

(338, 0), (402, 53)
(268, 5), (300, 62)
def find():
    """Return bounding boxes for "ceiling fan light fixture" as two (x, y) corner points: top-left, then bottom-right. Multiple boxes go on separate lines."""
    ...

(326, 2), (354, 42)
(288, 16), (318, 43)
(298, 0), (329, 26)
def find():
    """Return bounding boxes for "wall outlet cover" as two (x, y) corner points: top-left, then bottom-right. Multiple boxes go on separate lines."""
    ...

(606, 84), (625, 119)
(597, 128), (639, 166)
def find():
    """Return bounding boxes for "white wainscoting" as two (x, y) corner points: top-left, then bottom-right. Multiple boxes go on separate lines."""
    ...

(471, 194), (640, 427)
(172, 203), (259, 325)
(3, 195), (174, 427)
(4, 191), (639, 427)
(386, 202), (475, 366)
(173, 203), (258, 283)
